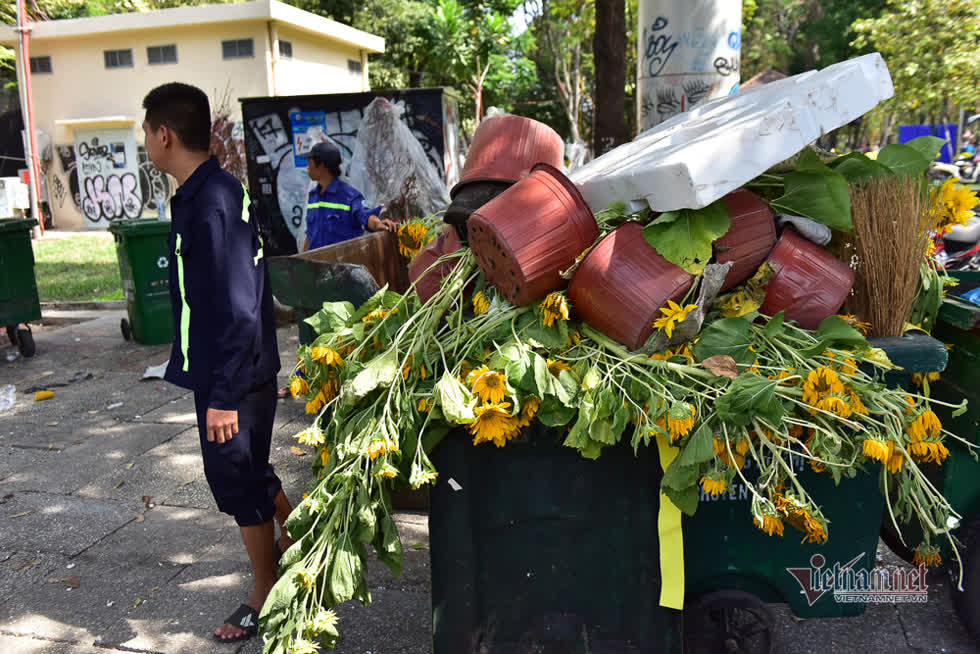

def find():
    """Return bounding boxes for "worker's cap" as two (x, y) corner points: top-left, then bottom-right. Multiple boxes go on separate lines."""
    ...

(310, 142), (341, 167)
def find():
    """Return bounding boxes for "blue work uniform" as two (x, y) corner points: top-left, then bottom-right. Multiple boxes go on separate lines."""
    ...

(305, 177), (382, 250)
(165, 156), (282, 527)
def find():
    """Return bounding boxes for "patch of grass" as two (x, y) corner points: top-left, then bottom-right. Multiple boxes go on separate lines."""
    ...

(32, 234), (124, 302)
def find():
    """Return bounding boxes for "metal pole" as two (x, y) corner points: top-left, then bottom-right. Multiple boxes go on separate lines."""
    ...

(14, 0), (43, 237)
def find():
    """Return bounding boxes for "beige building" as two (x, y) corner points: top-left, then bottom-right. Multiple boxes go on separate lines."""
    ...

(0, 0), (384, 229)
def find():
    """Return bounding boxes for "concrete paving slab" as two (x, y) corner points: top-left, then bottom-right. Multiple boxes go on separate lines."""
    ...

(83, 504), (237, 567)
(3, 422), (185, 495)
(772, 602), (915, 654)
(0, 633), (143, 654)
(98, 557), (256, 654)
(0, 492), (135, 557)
(0, 417), (113, 451)
(139, 393), (197, 426)
(897, 573), (976, 653)
(332, 586), (431, 654)
(0, 550), (182, 647)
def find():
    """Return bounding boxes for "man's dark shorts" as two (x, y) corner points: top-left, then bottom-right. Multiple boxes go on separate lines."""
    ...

(193, 379), (282, 527)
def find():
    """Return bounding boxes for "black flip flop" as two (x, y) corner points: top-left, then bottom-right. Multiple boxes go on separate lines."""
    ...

(214, 603), (258, 642)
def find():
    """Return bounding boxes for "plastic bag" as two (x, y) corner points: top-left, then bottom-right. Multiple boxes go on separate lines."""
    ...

(347, 98), (450, 220)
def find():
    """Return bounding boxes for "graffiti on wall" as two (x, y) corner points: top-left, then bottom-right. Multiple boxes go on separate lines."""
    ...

(55, 143), (172, 220)
(243, 91), (455, 257)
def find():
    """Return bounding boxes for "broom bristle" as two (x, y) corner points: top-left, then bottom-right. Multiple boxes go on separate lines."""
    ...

(843, 176), (928, 338)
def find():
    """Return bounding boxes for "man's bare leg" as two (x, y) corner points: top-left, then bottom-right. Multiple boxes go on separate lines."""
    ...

(214, 520), (277, 640)
(273, 489), (295, 551)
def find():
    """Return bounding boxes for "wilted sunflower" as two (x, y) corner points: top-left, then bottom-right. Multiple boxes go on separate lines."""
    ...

(472, 290), (491, 315)
(699, 475), (726, 496)
(469, 402), (520, 447)
(539, 292), (570, 327)
(468, 365), (508, 404)
(546, 358), (572, 378)
(862, 438), (892, 463)
(802, 367), (845, 408)
(909, 410), (942, 442)
(290, 376), (310, 398)
(305, 389), (327, 414)
(666, 403), (696, 442)
(930, 179), (979, 234)
(311, 346), (343, 367)
(368, 438), (398, 460)
(518, 396), (541, 428)
(836, 314), (872, 335)
(652, 300), (698, 338)
(754, 514), (785, 537)
(397, 221), (430, 259)
(913, 544), (942, 568)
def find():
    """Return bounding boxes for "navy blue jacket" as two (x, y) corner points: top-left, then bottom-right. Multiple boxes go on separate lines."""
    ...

(165, 157), (280, 410)
(305, 177), (382, 250)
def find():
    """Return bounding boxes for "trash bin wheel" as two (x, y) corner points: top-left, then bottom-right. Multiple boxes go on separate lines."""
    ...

(684, 590), (777, 654)
(16, 327), (35, 358)
(120, 318), (133, 342)
(952, 516), (980, 644)
(6, 326), (17, 346)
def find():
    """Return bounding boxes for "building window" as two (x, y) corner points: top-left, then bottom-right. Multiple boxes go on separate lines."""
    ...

(104, 49), (134, 69)
(30, 56), (52, 74)
(147, 44), (177, 65)
(348, 59), (362, 74)
(222, 39), (254, 59)
(278, 40), (292, 59)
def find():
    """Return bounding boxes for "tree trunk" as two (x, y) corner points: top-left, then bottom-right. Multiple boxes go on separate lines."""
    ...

(593, 0), (627, 156)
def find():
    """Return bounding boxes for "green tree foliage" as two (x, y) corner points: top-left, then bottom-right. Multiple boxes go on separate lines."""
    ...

(853, 0), (980, 118)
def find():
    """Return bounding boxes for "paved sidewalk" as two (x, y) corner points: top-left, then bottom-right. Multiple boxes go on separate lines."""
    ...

(0, 313), (976, 653)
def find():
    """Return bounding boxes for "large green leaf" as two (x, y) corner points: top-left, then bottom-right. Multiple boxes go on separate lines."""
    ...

(830, 152), (895, 184)
(306, 300), (355, 337)
(876, 143), (932, 177)
(692, 317), (755, 365)
(800, 315), (870, 358)
(641, 200), (732, 274)
(715, 374), (785, 427)
(329, 540), (363, 605)
(537, 395), (576, 426)
(902, 136), (947, 164)
(374, 513), (403, 578)
(662, 484), (700, 516)
(433, 371), (476, 423)
(673, 422), (714, 467)
(340, 350), (399, 405)
(770, 149), (852, 231)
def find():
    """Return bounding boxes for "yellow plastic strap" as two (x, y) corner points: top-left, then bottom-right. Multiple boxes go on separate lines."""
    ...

(240, 184), (251, 223)
(655, 433), (685, 610)
(175, 233), (191, 372)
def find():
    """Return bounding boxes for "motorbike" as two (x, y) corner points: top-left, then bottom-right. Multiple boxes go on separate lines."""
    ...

(935, 212), (980, 270)
(929, 150), (980, 184)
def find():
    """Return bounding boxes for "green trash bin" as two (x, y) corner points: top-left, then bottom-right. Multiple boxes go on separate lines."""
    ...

(428, 423), (684, 654)
(0, 218), (40, 358)
(108, 219), (173, 345)
(682, 334), (947, 652)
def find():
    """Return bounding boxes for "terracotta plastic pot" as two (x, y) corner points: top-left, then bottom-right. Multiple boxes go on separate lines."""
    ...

(468, 164), (598, 306)
(452, 115), (565, 194)
(568, 222), (694, 351)
(760, 228), (855, 330)
(408, 226), (463, 304)
(443, 180), (514, 243)
(715, 189), (777, 290)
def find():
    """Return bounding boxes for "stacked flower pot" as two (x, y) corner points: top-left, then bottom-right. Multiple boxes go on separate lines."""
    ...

(418, 115), (856, 347)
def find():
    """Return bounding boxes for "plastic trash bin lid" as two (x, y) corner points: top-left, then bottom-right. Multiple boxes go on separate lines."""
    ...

(0, 218), (38, 233)
(107, 219), (172, 236)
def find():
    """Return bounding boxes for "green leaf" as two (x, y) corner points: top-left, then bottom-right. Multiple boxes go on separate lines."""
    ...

(349, 285), (390, 323)
(580, 437), (606, 460)
(641, 200), (732, 274)
(374, 513), (403, 578)
(903, 135), (947, 164)
(354, 486), (378, 543)
(715, 374), (785, 427)
(692, 317), (755, 365)
(433, 371), (476, 424)
(532, 353), (555, 397)
(762, 311), (786, 339)
(258, 567), (299, 631)
(674, 423), (715, 467)
(662, 484), (700, 516)
(590, 418), (618, 445)
(305, 300), (355, 336)
(800, 315), (870, 357)
(830, 152), (895, 184)
(661, 459), (699, 491)
(769, 155), (852, 231)
(329, 540), (362, 604)
(555, 369), (579, 407)
(876, 143), (931, 178)
(525, 319), (568, 349)
(952, 399), (968, 418)
(340, 349), (399, 406)
(538, 396), (576, 426)
(564, 402), (593, 449)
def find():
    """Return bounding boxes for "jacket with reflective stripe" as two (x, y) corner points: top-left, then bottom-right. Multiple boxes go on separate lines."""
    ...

(164, 157), (280, 410)
(305, 177), (382, 250)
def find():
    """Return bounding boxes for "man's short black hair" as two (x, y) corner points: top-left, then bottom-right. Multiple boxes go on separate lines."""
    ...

(310, 142), (342, 177)
(142, 82), (211, 153)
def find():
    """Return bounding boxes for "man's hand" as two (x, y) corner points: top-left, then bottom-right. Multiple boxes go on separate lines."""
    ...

(206, 408), (239, 443)
(367, 215), (398, 233)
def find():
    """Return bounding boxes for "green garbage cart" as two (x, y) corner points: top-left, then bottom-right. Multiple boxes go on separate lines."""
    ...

(683, 334), (948, 653)
(429, 423), (684, 654)
(877, 271), (980, 644)
(108, 219), (173, 345)
(0, 217), (40, 358)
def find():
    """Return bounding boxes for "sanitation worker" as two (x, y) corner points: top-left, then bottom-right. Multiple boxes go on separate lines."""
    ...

(141, 81), (293, 643)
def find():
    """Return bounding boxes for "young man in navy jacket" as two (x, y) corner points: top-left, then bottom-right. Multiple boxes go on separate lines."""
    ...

(142, 82), (293, 642)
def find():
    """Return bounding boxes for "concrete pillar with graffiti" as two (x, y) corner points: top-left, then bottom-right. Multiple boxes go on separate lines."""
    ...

(73, 127), (143, 228)
(636, 0), (742, 133)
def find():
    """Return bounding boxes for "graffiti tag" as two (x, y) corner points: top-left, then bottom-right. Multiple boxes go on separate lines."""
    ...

(643, 16), (678, 77)
(82, 173), (142, 223)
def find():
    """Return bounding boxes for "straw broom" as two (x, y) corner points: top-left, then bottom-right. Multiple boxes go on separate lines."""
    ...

(843, 176), (929, 338)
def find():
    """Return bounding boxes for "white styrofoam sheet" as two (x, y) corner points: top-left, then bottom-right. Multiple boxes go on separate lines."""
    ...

(570, 53), (895, 214)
